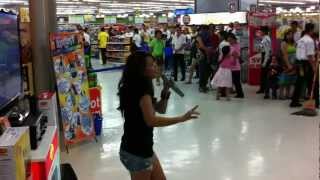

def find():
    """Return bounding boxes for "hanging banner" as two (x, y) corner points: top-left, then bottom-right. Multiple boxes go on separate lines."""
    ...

(135, 17), (144, 24)
(49, 32), (95, 145)
(84, 14), (96, 23)
(68, 15), (84, 24)
(104, 16), (117, 24)
(158, 16), (168, 23)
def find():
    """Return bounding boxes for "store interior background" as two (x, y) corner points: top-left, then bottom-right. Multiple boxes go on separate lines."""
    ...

(0, 0), (319, 180)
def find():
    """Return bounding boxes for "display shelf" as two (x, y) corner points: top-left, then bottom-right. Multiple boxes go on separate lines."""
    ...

(106, 49), (130, 52)
(107, 36), (132, 63)
(108, 42), (131, 45)
(30, 126), (57, 162)
(106, 55), (127, 59)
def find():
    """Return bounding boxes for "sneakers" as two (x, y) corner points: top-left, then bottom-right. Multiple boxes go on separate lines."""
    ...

(199, 87), (209, 93)
(290, 102), (302, 108)
(234, 95), (244, 98)
(256, 90), (264, 94)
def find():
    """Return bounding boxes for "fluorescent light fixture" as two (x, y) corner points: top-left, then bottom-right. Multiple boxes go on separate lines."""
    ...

(259, 0), (306, 5)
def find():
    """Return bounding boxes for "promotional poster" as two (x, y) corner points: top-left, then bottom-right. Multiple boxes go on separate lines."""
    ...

(50, 32), (95, 145)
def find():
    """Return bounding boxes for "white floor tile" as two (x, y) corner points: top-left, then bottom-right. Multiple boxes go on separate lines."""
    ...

(61, 71), (319, 180)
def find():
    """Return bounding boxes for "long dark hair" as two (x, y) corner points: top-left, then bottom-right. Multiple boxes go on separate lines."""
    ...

(283, 30), (294, 44)
(118, 52), (154, 115)
(221, 45), (231, 61)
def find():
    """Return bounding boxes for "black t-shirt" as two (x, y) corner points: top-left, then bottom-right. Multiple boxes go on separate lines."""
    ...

(120, 83), (155, 158)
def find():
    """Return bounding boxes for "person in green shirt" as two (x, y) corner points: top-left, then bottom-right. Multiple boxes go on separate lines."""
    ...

(98, 27), (109, 65)
(149, 30), (165, 85)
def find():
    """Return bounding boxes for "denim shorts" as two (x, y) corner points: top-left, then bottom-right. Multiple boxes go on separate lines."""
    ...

(119, 149), (155, 172)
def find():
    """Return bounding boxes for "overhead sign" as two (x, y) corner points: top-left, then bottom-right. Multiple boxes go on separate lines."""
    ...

(135, 17), (144, 24)
(180, 12), (247, 25)
(84, 15), (96, 23)
(228, 0), (237, 13)
(158, 16), (168, 23)
(68, 15), (84, 24)
(104, 16), (117, 24)
(175, 8), (193, 16)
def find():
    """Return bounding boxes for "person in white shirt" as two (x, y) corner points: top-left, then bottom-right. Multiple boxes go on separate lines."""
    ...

(290, 23), (316, 107)
(218, 31), (231, 61)
(83, 27), (91, 46)
(132, 28), (142, 48)
(172, 27), (187, 81)
(290, 21), (302, 43)
(257, 26), (272, 94)
(83, 27), (91, 58)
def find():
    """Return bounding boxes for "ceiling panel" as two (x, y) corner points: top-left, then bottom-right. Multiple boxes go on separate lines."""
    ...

(0, 0), (195, 15)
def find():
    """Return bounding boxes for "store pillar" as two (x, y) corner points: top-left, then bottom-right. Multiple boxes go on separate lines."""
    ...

(29, 0), (57, 93)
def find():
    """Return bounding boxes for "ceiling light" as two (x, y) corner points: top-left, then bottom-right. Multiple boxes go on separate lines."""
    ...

(259, 0), (306, 5)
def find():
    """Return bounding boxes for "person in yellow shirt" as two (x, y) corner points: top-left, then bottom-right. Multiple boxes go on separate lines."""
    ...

(98, 27), (109, 65)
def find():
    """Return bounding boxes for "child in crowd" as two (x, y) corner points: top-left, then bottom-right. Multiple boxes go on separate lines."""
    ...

(265, 55), (282, 99)
(211, 45), (234, 100)
(278, 64), (296, 100)
(186, 40), (203, 84)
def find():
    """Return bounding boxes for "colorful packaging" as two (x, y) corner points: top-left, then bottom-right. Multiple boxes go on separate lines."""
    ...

(0, 127), (31, 180)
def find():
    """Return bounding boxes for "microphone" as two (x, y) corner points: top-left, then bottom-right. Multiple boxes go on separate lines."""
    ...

(161, 75), (185, 97)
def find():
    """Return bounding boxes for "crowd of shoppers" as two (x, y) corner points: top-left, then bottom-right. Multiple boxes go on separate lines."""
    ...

(88, 21), (318, 107)
(74, 21), (319, 180)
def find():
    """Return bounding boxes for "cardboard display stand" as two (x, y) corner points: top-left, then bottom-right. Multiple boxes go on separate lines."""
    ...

(49, 32), (95, 146)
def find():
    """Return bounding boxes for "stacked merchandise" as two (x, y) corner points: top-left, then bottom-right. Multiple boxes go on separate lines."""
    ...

(107, 36), (131, 63)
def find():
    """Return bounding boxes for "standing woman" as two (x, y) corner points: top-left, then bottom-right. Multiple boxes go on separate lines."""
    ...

(278, 30), (297, 99)
(228, 33), (244, 98)
(118, 52), (199, 180)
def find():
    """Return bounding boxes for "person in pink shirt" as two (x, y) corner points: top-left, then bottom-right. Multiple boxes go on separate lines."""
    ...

(211, 45), (234, 100)
(228, 33), (244, 98)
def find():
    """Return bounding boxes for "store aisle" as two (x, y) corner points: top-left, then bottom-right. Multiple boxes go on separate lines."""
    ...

(61, 71), (318, 180)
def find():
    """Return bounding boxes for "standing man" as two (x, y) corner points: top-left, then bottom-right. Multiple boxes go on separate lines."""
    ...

(150, 30), (165, 86)
(196, 25), (213, 93)
(83, 27), (92, 68)
(257, 26), (272, 94)
(132, 28), (142, 49)
(98, 27), (109, 65)
(290, 23), (316, 107)
(172, 27), (187, 82)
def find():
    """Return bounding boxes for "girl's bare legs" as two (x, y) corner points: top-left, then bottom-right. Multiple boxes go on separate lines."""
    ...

(226, 88), (231, 101)
(130, 154), (166, 180)
(216, 88), (221, 100)
(186, 61), (196, 84)
(130, 170), (152, 180)
(156, 64), (163, 86)
(279, 87), (285, 99)
(151, 155), (166, 180)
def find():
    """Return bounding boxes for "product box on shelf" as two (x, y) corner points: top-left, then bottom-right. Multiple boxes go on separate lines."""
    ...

(38, 92), (59, 127)
(0, 127), (31, 180)
(30, 126), (60, 180)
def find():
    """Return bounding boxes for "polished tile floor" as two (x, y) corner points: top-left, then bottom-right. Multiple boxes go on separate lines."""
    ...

(61, 71), (319, 180)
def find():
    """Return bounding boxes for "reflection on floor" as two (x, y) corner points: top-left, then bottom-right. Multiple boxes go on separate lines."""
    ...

(61, 71), (319, 180)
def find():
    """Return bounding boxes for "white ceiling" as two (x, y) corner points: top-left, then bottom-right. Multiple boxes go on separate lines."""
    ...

(0, 0), (195, 15)
(258, 0), (319, 6)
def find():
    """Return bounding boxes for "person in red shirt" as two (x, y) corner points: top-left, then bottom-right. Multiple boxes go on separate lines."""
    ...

(209, 24), (220, 50)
